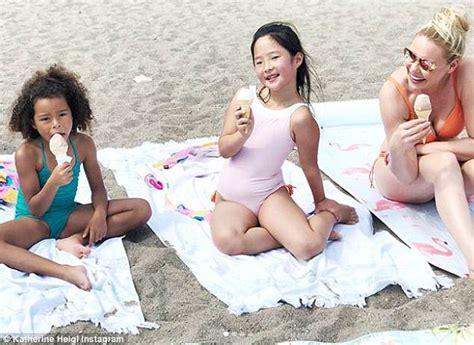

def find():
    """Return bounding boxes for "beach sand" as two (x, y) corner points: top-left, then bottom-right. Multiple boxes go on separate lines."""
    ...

(1, 0), (473, 343)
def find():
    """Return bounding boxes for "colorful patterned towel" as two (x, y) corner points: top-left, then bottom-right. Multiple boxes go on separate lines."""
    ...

(98, 138), (451, 315)
(0, 157), (19, 205)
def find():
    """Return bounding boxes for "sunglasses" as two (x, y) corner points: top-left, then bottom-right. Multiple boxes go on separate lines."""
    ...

(403, 48), (438, 72)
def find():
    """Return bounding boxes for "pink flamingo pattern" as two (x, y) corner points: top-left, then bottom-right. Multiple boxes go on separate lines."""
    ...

(374, 199), (407, 212)
(342, 167), (371, 175)
(412, 237), (453, 257)
(329, 143), (372, 151)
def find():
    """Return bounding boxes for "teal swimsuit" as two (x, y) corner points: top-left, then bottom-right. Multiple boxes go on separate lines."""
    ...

(15, 137), (81, 239)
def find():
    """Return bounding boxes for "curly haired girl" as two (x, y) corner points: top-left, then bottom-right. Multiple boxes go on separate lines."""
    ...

(1, 65), (151, 290)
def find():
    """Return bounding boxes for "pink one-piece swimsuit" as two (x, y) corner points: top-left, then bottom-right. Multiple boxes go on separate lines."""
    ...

(217, 96), (307, 215)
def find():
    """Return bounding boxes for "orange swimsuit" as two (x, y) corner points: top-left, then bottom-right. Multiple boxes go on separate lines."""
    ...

(370, 72), (465, 187)
(386, 71), (465, 142)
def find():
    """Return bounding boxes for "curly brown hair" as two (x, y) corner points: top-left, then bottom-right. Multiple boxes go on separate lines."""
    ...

(9, 64), (94, 139)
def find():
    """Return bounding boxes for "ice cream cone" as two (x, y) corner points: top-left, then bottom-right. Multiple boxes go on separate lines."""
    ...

(237, 88), (254, 118)
(414, 94), (432, 144)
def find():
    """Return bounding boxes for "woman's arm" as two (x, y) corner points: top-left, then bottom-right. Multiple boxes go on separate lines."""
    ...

(416, 137), (474, 161)
(379, 75), (431, 183)
(16, 142), (71, 216)
(218, 89), (254, 158)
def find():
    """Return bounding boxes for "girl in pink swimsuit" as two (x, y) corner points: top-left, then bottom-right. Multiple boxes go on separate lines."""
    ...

(211, 22), (358, 260)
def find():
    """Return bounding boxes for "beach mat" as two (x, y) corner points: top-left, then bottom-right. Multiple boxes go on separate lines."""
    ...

(98, 138), (450, 315)
(0, 155), (157, 336)
(314, 99), (473, 277)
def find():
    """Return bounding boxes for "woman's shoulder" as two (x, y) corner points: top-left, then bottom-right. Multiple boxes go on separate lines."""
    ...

(456, 57), (474, 86)
(381, 67), (406, 89)
(379, 67), (408, 100)
(379, 68), (412, 120)
(457, 56), (474, 69)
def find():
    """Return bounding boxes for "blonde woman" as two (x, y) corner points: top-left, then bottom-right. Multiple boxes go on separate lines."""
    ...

(373, 7), (474, 278)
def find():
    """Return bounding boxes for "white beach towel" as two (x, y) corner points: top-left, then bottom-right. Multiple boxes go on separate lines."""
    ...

(98, 138), (451, 315)
(0, 155), (157, 336)
(280, 323), (474, 345)
(314, 99), (473, 277)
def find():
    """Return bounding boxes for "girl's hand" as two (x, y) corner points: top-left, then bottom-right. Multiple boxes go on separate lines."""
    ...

(389, 118), (432, 151)
(82, 211), (108, 246)
(49, 163), (73, 187)
(316, 198), (358, 224)
(235, 108), (254, 138)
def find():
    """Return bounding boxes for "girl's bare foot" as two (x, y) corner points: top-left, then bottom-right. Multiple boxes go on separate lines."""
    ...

(56, 234), (91, 259)
(334, 204), (359, 224)
(64, 265), (91, 290)
(328, 230), (342, 241)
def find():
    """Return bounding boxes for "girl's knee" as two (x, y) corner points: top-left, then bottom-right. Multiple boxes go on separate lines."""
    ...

(211, 228), (244, 256)
(133, 198), (152, 224)
(292, 239), (325, 261)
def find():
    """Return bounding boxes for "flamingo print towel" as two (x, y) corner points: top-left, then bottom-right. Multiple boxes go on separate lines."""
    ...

(314, 98), (473, 277)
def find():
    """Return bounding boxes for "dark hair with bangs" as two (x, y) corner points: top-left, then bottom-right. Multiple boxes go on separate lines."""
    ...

(9, 64), (93, 139)
(250, 22), (321, 104)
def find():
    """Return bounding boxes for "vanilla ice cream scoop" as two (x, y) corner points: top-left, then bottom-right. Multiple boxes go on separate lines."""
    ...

(414, 94), (432, 120)
(236, 88), (254, 118)
(414, 94), (432, 144)
(49, 134), (71, 164)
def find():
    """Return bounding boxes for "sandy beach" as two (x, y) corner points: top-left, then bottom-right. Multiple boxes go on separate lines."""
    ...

(1, 0), (473, 343)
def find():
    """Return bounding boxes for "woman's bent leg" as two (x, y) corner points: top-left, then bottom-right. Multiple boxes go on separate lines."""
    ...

(375, 152), (474, 277)
(419, 153), (474, 277)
